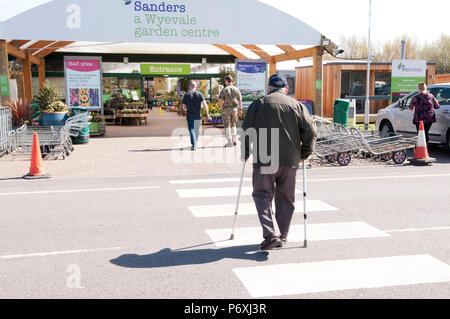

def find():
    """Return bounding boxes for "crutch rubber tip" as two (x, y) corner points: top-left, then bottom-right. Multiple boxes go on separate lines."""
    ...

(230, 234), (235, 240)
(303, 240), (308, 248)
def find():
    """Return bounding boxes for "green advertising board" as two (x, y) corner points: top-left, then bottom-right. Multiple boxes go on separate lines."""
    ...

(141, 64), (191, 76)
(391, 60), (426, 103)
(0, 75), (10, 97)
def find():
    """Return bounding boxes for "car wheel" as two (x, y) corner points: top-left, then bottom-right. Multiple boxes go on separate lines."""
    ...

(380, 120), (394, 137)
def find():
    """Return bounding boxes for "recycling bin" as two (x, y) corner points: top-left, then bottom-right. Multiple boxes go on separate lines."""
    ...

(70, 107), (90, 144)
(333, 99), (350, 126)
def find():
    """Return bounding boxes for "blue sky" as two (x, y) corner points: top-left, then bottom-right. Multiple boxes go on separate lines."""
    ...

(0, 0), (448, 45)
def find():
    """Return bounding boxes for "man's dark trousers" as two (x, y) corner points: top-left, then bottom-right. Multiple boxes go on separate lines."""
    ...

(252, 166), (297, 240)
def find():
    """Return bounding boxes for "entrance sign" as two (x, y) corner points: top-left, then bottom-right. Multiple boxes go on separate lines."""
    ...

(64, 56), (103, 110)
(391, 60), (426, 103)
(0, 0), (322, 46)
(235, 59), (268, 108)
(141, 63), (191, 75)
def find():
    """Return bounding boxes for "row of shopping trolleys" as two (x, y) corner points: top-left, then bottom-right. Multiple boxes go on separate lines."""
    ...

(4, 113), (90, 160)
(312, 116), (418, 166)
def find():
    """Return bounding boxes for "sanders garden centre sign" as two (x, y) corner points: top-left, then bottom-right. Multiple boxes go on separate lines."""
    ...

(0, 0), (322, 46)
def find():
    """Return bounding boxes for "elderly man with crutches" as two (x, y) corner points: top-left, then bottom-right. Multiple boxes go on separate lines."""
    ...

(237, 73), (316, 251)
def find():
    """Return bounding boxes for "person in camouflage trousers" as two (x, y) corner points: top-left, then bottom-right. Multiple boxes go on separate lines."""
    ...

(219, 75), (243, 147)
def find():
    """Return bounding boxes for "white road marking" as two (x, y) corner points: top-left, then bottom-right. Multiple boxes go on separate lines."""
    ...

(0, 186), (160, 196)
(205, 222), (390, 247)
(170, 178), (252, 184)
(170, 173), (450, 185)
(386, 226), (450, 233)
(188, 200), (338, 218)
(233, 254), (450, 297)
(307, 173), (450, 183)
(0, 247), (122, 260)
(177, 187), (301, 198)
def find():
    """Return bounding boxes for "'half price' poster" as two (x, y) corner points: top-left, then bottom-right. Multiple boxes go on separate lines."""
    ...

(64, 57), (103, 110)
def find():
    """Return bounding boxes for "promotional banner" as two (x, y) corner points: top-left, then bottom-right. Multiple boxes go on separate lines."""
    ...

(235, 60), (268, 108)
(64, 56), (103, 110)
(391, 60), (426, 103)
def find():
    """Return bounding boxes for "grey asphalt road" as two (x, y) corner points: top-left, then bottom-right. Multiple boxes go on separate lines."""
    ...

(0, 162), (449, 299)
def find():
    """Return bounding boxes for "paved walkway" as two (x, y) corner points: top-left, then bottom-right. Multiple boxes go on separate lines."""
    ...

(0, 109), (239, 179)
(0, 108), (449, 180)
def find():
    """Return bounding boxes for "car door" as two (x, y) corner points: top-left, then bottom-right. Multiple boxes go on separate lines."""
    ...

(395, 92), (418, 135)
(429, 87), (450, 143)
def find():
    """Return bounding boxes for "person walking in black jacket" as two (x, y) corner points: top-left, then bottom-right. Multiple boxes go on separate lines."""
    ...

(241, 73), (316, 250)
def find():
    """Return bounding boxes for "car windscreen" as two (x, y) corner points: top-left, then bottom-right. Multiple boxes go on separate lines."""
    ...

(429, 87), (450, 106)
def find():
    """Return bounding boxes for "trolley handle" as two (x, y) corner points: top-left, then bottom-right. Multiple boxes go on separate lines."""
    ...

(350, 127), (363, 138)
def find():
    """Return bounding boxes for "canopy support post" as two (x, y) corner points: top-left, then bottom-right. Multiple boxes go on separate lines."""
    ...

(312, 46), (323, 117)
(23, 50), (33, 101)
(38, 59), (45, 89)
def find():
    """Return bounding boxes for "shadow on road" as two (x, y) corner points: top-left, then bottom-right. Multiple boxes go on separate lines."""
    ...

(109, 244), (268, 268)
(428, 145), (450, 164)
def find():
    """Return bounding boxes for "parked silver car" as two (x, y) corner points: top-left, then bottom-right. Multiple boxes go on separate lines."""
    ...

(376, 83), (450, 149)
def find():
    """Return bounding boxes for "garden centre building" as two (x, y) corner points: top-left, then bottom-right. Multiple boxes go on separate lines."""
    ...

(0, 0), (344, 126)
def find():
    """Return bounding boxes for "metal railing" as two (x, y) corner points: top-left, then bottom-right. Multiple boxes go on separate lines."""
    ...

(0, 107), (12, 157)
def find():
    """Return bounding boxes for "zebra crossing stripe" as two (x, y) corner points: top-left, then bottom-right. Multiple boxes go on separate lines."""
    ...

(188, 200), (338, 218)
(177, 187), (301, 198)
(170, 178), (252, 184)
(205, 222), (390, 247)
(233, 254), (450, 297)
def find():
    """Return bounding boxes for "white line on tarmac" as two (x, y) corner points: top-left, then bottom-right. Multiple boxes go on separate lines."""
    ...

(0, 186), (160, 196)
(206, 222), (390, 247)
(170, 178), (252, 184)
(385, 226), (450, 233)
(233, 254), (450, 298)
(188, 200), (338, 218)
(170, 173), (450, 186)
(307, 173), (450, 183)
(0, 247), (122, 260)
(177, 187), (301, 198)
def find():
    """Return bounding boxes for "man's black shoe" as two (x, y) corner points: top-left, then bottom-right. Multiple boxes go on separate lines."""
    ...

(278, 238), (288, 248)
(260, 237), (282, 251)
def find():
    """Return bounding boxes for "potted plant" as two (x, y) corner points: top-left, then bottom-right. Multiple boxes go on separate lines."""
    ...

(89, 111), (106, 136)
(34, 80), (69, 126)
(5, 97), (33, 128)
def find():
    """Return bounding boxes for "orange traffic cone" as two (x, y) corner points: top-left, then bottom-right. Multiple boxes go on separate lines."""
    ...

(23, 133), (51, 179)
(408, 121), (436, 166)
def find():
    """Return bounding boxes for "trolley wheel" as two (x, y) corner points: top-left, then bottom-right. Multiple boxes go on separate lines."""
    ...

(380, 152), (393, 161)
(337, 152), (351, 166)
(326, 154), (337, 163)
(393, 150), (407, 165)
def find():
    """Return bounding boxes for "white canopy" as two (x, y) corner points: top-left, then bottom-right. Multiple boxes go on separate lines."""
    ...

(0, 0), (323, 46)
